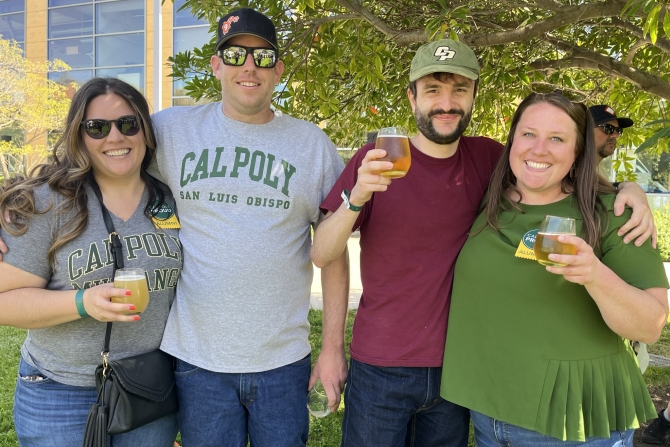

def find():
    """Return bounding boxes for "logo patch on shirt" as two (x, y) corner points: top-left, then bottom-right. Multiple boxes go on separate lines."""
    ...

(515, 228), (538, 260)
(150, 201), (180, 229)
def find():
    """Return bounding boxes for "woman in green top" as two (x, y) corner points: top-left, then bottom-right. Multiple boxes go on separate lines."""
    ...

(440, 91), (669, 446)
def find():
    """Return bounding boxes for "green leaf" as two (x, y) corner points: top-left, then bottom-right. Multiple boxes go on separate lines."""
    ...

(644, 4), (662, 42)
(645, 119), (670, 127)
(636, 126), (670, 153)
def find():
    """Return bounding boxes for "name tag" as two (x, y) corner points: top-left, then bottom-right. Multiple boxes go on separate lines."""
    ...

(515, 229), (538, 261)
(150, 201), (181, 229)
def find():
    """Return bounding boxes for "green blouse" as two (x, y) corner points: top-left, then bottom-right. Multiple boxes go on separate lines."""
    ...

(440, 194), (669, 441)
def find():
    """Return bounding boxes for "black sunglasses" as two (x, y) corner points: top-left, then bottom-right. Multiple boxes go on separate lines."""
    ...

(81, 116), (141, 139)
(596, 123), (624, 136)
(217, 45), (278, 68)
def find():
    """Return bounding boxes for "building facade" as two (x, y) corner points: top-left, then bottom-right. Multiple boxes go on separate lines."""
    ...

(1, 0), (210, 111)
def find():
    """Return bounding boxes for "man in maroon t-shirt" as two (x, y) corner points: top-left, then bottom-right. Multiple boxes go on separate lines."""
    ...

(312, 38), (498, 447)
(311, 39), (655, 447)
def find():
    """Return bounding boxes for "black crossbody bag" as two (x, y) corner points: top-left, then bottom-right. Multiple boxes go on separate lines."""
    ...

(82, 181), (178, 447)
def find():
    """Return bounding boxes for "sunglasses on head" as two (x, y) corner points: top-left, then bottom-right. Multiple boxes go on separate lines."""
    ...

(531, 83), (588, 103)
(596, 123), (623, 136)
(217, 45), (278, 68)
(81, 116), (141, 139)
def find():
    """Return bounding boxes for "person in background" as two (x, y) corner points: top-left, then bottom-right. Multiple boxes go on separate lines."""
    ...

(589, 104), (633, 162)
(0, 77), (182, 446)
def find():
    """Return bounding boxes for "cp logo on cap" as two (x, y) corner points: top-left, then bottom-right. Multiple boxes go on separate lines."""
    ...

(434, 46), (456, 61)
(221, 16), (239, 35)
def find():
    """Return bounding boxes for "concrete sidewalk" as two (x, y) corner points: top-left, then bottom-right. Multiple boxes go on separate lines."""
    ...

(310, 236), (362, 310)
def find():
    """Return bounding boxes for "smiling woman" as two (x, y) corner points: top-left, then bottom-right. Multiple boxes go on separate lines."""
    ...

(82, 92), (147, 189)
(440, 91), (669, 447)
(0, 77), (182, 447)
(508, 102), (578, 205)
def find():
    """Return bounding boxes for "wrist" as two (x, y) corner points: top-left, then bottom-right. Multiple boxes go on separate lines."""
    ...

(341, 189), (363, 212)
(319, 345), (346, 357)
(74, 289), (88, 318)
(348, 186), (369, 208)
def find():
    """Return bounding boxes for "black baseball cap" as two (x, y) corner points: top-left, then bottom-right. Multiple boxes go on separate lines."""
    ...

(215, 8), (278, 52)
(588, 105), (634, 128)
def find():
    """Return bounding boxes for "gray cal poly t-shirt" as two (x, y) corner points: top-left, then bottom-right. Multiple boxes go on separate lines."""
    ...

(1, 184), (183, 386)
(152, 104), (344, 373)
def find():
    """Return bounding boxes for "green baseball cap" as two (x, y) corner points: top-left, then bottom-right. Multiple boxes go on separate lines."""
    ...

(409, 39), (480, 82)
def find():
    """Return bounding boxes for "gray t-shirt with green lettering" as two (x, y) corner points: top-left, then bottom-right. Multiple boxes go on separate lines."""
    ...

(151, 104), (343, 373)
(1, 184), (183, 386)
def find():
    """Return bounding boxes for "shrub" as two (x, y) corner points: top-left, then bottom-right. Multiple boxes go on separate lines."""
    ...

(653, 205), (670, 262)
(338, 149), (357, 165)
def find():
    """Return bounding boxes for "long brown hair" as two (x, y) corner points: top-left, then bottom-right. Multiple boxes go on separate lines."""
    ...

(483, 91), (616, 252)
(0, 77), (164, 268)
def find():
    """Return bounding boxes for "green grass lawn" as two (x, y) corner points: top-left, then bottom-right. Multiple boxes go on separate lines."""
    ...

(0, 326), (22, 447)
(0, 313), (668, 447)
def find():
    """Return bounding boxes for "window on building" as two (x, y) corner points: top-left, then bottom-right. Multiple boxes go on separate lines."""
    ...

(172, 0), (210, 106)
(47, 0), (145, 92)
(0, 0), (26, 50)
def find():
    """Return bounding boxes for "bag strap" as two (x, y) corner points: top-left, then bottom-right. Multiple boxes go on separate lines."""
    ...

(89, 179), (124, 356)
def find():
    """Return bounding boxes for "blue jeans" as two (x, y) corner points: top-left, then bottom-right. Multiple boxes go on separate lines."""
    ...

(471, 410), (634, 447)
(341, 358), (469, 447)
(174, 354), (311, 447)
(13, 358), (178, 447)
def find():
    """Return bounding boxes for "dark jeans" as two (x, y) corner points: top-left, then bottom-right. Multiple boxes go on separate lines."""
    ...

(341, 358), (469, 447)
(174, 354), (311, 447)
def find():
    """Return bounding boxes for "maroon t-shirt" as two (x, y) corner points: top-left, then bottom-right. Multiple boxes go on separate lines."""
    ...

(321, 136), (504, 367)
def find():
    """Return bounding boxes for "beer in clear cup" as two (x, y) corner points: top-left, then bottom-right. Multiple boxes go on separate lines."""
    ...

(112, 268), (150, 314)
(376, 127), (411, 179)
(534, 215), (577, 267)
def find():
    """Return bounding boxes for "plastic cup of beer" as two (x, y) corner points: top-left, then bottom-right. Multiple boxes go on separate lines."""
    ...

(307, 380), (331, 418)
(375, 127), (411, 179)
(534, 215), (577, 267)
(111, 268), (150, 315)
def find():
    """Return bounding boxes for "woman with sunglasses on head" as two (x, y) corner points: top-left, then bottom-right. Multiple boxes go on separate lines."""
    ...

(0, 77), (182, 447)
(440, 91), (668, 446)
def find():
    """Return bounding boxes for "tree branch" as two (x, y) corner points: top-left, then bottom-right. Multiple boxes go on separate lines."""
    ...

(625, 39), (649, 65)
(610, 17), (670, 56)
(462, 0), (628, 47)
(331, 0), (408, 43)
(530, 48), (670, 101)
(328, 0), (657, 50)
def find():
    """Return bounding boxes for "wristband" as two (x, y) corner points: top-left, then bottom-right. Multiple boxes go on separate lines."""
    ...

(75, 289), (88, 318)
(341, 189), (363, 212)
